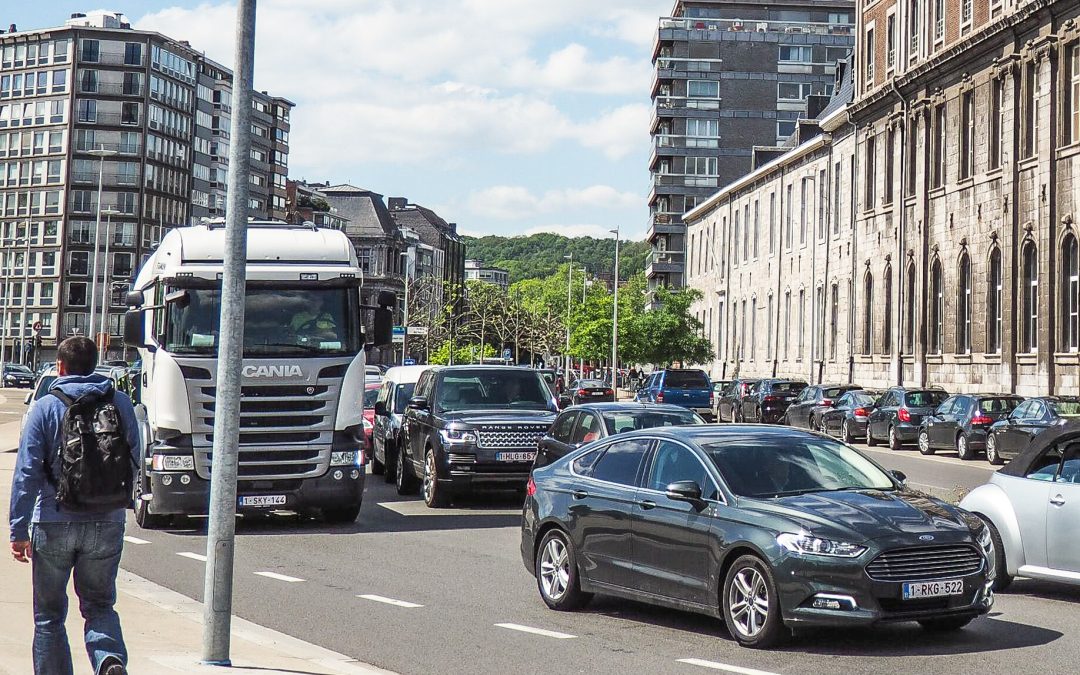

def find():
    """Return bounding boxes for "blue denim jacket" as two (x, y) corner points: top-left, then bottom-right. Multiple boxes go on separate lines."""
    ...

(9, 374), (141, 542)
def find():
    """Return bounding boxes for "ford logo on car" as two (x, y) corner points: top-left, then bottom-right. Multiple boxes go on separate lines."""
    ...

(242, 365), (304, 378)
(919, 535), (935, 542)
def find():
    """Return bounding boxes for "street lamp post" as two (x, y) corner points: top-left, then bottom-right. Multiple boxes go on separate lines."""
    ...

(87, 146), (118, 339)
(1, 234), (12, 362)
(564, 253), (573, 383)
(610, 227), (620, 400)
(18, 229), (31, 366)
(97, 209), (120, 362)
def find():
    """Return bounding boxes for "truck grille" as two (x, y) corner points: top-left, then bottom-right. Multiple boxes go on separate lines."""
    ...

(865, 545), (983, 582)
(477, 429), (545, 450)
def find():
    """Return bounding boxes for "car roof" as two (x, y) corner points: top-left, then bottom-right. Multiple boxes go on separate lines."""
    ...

(1038, 395), (1080, 402)
(568, 402), (701, 413)
(607, 424), (820, 444)
(433, 365), (540, 373)
(382, 365), (432, 383)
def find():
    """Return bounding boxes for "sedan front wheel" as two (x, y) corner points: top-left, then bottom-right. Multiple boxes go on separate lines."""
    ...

(722, 555), (788, 648)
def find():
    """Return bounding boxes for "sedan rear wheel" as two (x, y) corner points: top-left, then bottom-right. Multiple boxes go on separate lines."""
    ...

(986, 434), (1004, 466)
(722, 555), (787, 648)
(841, 419), (855, 444)
(888, 425), (902, 451)
(918, 429), (935, 455)
(536, 530), (591, 610)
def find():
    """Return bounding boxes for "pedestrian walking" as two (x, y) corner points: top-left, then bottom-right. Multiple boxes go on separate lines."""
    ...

(9, 336), (140, 675)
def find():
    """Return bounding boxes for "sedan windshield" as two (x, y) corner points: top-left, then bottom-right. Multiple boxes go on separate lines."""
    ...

(6, 365), (32, 375)
(576, 380), (606, 389)
(603, 410), (704, 434)
(435, 370), (551, 412)
(1050, 400), (1080, 417)
(701, 436), (895, 498)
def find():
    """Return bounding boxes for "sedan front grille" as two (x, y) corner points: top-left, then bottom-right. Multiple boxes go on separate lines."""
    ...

(477, 430), (545, 450)
(866, 545), (983, 582)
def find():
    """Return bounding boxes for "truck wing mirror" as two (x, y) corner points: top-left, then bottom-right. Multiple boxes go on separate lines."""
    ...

(123, 310), (146, 349)
(373, 400), (388, 416)
(125, 290), (145, 307)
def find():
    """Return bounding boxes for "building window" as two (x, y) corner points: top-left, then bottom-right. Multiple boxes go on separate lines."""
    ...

(884, 128), (895, 205)
(752, 200), (759, 259)
(883, 265), (893, 355)
(829, 284), (839, 361)
(930, 260), (943, 354)
(687, 80), (719, 99)
(863, 272), (874, 355)
(1062, 234), (1079, 352)
(960, 90), (974, 180)
(905, 262), (917, 355)
(743, 204), (750, 261)
(989, 78), (1003, 169)
(957, 253), (972, 354)
(1067, 44), (1080, 146)
(933, 0), (945, 43)
(864, 135), (876, 209)
(865, 27), (875, 85)
(886, 14), (896, 70)
(80, 39), (99, 63)
(1025, 61), (1039, 159)
(960, 0), (973, 32)
(778, 82), (813, 101)
(766, 294), (774, 360)
(783, 291), (791, 360)
(769, 192), (776, 255)
(833, 161), (842, 235)
(906, 115), (918, 195)
(779, 46), (814, 64)
(124, 43), (143, 66)
(67, 282), (87, 307)
(750, 298), (756, 361)
(797, 290), (805, 361)
(69, 251), (89, 276)
(932, 104), (946, 188)
(987, 248), (1002, 354)
(785, 184), (793, 250)
(733, 211), (741, 266)
(818, 169), (827, 240)
(1022, 243), (1038, 353)
(909, 0), (922, 60)
(777, 120), (797, 139)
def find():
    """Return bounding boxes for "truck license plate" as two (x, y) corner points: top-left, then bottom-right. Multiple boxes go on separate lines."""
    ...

(496, 452), (535, 462)
(902, 579), (963, 600)
(239, 495), (287, 508)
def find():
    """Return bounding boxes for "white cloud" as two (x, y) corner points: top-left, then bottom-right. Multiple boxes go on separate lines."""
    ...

(467, 185), (641, 221)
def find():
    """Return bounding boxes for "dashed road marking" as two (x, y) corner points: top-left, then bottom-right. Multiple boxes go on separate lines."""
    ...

(254, 571), (304, 583)
(677, 658), (781, 675)
(176, 551), (207, 562)
(357, 594), (423, 608)
(123, 536), (151, 545)
(494, 623), (576, 639)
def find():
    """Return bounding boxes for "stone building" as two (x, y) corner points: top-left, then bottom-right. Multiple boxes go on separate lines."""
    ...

(687, 0), (1080, 397)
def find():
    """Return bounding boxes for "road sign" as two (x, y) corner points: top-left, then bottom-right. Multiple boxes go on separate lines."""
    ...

(407, 326), (428, 336)
(32, 321), (42, 332)
(392, 326), (405, 344)
(404, 358), (417, 366)
(502, 348), (512, 361)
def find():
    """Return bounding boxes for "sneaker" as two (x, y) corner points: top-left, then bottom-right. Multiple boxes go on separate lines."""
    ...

(100, 655), (127, 675)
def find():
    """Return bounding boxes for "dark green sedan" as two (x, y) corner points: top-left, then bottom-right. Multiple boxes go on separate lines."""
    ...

(521, 426), (994, 648)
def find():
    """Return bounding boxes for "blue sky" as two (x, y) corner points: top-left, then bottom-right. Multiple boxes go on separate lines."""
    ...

(12, 2), (674, 239)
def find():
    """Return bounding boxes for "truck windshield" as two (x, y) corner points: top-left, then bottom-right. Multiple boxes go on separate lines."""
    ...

(435, 369), (552, 412)
(165, 287), (360, 357)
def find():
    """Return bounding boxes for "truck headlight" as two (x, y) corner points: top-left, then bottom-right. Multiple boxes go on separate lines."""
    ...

(439, 429), (477, 445)
(151, 455), (194, 471)
(331, 450), (359, 466)
(777, 533), (867, 558)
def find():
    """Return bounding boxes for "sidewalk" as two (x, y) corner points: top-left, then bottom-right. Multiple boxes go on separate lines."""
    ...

(0, 453), (395, 675)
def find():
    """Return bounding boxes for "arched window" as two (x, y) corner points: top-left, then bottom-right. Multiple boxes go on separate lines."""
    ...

(863, 271), (874, 355)
(829, 283), (839, 361)
(1022, 243), (1038, 353)
(905, 262), (916, 355)
(987, 248), (1002, 354)
(1063, 234), (1079, 352)
(882, 265), (893, 355)
(956, 253), (971, 354)
(929, 259), (943, 354)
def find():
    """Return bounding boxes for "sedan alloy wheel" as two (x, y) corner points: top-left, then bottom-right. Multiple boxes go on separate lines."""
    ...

(957, 433), (975, 461)
(918, 430), (935, 455)
(722, 555), (786, 648)
(986, 434), (1004, 466)
(535, 530), (590, 610)
(842, 419), (854, 444)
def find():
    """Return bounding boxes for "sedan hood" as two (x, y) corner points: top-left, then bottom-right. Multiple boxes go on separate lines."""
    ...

(743, 489), (975, 543)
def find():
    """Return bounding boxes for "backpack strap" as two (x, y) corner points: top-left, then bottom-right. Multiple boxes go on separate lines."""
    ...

(48, 389), (76, 408)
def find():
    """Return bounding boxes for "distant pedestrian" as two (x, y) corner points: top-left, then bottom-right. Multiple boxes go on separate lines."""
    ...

(9, 336), (140, 675)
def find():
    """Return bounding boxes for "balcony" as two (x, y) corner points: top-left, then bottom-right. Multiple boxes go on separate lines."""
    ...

(653, 174), (719, 189)
(71, 172), (140, 187)
(647, 214), (685, 241)
(74, 112), (141, 127)
(657, 17), (853, 37)
(80, 51), (145, 67)
(654, 57), (724, 74)
(79, 82), (144, 97)
(652, 95), (722, 112)
(655, 134), (720, 150)
(646, 250), (685, 279)
(73, 141), (142, 156)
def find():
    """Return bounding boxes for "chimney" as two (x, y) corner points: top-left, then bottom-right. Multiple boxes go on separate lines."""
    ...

(388, 197), (407, 210)
(8, 24), (16, 33)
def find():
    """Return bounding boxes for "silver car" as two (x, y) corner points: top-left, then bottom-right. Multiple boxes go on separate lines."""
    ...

(960, 422), (1080, 590)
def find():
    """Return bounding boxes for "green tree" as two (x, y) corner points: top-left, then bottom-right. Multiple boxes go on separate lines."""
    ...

(624, 285), (715, 366)
(463, 233), (649, 283)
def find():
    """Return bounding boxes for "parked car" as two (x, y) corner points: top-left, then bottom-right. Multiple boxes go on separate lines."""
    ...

(866, 387), (950, 449)
(522, 425), (994, 648)
(566, 379), (615, 406)
(22, 364), (59, 430)
(918, 394), (1024, 460)
(399, 366), (557, 507)
(634, 368), (714, 420)
(362, 382), (382, 459)
(820, 390), (883, 443)
(784, 383), (862, 430)
(371, 365), (431, 481)
(535, 403), (705, 469)
(710, 380), (731, 417)
(740, 379), (807, 424)
(986, 396), (1080, 465)
(2, 363), (35, 388)
(961, 421), (1080, 591)
(715, 378), (759, 423)
(365, 364), (383, 384)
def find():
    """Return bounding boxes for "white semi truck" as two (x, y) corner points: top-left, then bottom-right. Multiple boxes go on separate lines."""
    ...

(123, 220), (394, 528)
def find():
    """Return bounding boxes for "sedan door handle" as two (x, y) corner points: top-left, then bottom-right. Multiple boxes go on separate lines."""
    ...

(1050, 494), (1066, 507)
(572, 490), (589, 500)
(637, 500), (657, 510)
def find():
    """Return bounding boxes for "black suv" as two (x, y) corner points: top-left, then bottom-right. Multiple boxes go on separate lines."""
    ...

(398, 366), (557, 507)
(741, 379), (808, 424)
(866, 387), (949, 449)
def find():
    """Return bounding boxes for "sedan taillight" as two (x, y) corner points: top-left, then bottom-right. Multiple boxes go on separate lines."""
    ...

(898, 408), (911, 422)
(853, 407), (869, 417)
(971, 414), (993, 426)
(526, 477), (537, 497)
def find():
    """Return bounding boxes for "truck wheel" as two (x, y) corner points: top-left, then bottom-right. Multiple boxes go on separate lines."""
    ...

(324, 506), (361, 523)
(423, 449), (451, 508)
(396, 448), (419, 495)
(133, 477), (169, 530)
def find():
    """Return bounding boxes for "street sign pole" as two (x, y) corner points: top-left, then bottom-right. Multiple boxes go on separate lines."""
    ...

(202, 0), (256, 665)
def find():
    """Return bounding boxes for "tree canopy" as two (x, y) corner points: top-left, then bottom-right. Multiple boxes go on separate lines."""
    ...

(462, 233), (649, 283)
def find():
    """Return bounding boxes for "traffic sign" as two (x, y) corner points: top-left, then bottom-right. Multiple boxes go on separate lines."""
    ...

(32, 321), (42, 332)
(502, 348), (512, 361)
(404, 358), (417, 366)
(407, 326), (428, 336)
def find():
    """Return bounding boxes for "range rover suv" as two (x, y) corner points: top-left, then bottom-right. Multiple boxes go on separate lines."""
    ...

(398, 366), (557, 507)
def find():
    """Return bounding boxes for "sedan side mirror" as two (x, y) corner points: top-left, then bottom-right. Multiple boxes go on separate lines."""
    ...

(665, 480), (703, 503)
(407, 396), (428, 410)
(891, 470), (908, 484)
(373, 400), (388, 416)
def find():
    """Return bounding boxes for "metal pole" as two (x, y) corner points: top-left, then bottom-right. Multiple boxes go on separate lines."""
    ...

(402, 249), (411, 366)
(564, 253), (572, 382)
(18, 232), (30, 365)
(610, 227), (620, 400)
(1, 239), (10, 362)
(202, 0), (256, 664)
(97, 212), (114, 362)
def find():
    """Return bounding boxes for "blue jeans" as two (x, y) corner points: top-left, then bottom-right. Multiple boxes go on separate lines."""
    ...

(31, 521), (127, 675)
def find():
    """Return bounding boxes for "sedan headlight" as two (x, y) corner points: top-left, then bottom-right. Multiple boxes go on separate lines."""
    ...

(151, 454), (194, 471)
(976, 523), (993, 553)
(331, 450), (359, 466)
(777, 532), (867, 558)
(439, 428), (477, 445)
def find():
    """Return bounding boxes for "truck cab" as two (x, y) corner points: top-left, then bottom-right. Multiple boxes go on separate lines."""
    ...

(123, 221), (393, 527)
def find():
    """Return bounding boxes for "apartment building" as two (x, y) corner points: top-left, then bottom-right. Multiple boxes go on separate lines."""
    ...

(0, 10), (293, 364)
(464, 259), (510, 290)
(647, 0), (856, 296)
(687, 0), (1080, 397)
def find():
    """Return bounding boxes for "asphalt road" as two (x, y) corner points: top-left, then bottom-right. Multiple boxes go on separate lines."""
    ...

(114, 449), (1079, 675)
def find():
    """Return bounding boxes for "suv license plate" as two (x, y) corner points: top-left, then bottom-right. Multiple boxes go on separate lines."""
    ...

(903, 579), (963, 599)
(496, 452), (535, 462)
(239, 495), (287, 508)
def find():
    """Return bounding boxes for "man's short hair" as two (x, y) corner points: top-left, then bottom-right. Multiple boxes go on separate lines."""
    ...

(57, 336), (97, 376)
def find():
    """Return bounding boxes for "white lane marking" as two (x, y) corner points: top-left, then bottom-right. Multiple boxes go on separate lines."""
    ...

(377, 501), (519, 517)
(494, 623), (576, 639)
(176, 551), (207, 562)
(123, 536), (151, 545)
(676, 659), (781, 675)
(357, 594), (423, 608)
(254, 571), (304, 583)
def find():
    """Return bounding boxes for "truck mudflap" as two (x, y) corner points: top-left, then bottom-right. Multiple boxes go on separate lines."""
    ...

(146, 467), (365, 516)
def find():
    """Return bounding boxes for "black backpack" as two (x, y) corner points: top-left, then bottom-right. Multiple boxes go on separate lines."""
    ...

(46, 388), (134, 512)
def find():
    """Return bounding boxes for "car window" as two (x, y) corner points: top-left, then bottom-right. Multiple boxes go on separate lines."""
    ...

(935, 397), (956, 415)
(771, 381), (806, 394)
(552, 412), (578, 442)
(602, 410), (703, 435)
(1049, 400), (1080, 417)
(1026, 444), (1064, 481)
(571, 447), (603, 475)
(853, 392), (877, 406)
(664, 370), (709, 389)
(376, 380), (391, 406)
(571, 413), (603, 445)
(647, 440), (716, 499)
(822, 387), (849, 399)
(588, 438), (652, 486)
(393, 383), (416, 414)
(1011, 400), (1033, 419)
(1058, 442), (1080, 484)
(363, 386), (380, 408)
(979, 397), (1022, 414)
(906, 390), (948, 407)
